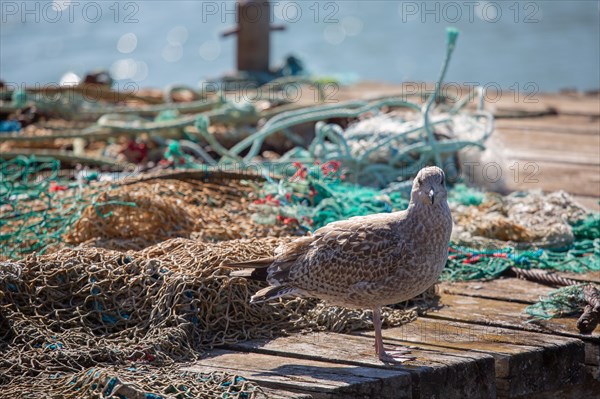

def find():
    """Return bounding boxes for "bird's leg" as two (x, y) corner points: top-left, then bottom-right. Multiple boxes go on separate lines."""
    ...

(372, 307), (416, 363)
(373, 306), (385, 356)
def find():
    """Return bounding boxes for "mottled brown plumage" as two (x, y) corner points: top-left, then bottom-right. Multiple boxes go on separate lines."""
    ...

(227, 166), (452, 362)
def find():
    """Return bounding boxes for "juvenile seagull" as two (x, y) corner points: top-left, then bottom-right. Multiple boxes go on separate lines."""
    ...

(228, 166), (452, 362)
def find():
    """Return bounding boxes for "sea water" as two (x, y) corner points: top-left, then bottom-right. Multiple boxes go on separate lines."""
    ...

(1, 0), (598, 91)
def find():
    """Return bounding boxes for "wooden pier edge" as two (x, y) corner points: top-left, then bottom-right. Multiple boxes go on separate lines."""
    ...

(179, 277), (599, 399)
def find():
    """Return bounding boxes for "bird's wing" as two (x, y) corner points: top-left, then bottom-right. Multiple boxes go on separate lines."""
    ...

(268, 211), (411, 295)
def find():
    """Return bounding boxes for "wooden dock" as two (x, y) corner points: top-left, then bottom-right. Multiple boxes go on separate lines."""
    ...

(182, 276), (599, 398)
(181, 88), (599, 398)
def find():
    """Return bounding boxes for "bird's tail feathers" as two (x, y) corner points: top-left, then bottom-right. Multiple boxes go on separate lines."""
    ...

(230, 267), (268, 281)
(222, 257), (274, 269)
(250, 285), (299, 303)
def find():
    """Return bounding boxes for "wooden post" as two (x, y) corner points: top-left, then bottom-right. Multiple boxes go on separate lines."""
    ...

(222, 0), (284, 73)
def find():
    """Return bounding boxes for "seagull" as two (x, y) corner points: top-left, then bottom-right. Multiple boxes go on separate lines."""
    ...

(227, 166), (452, 362)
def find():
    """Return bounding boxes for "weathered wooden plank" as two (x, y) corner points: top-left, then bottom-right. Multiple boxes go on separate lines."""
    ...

(504, 161), (599, 198)
(504, 149), (599, 166)
(358, 317), (585, 398)
(426, 287), (600, 397)
(227, 331), (496, 399)
(497, 121), (598, 133)
(430, 292), (600, 343)
(490, 93), (600, 117)
(496, 115), (600, 135)
(184, 349), (413, 399)
(261, 388), (313, 399)
(498, 128), (600, 155)
(334, 83), (600, 116)
(428, 291), (600, 376)
(538, 94), (600, 116)
(440, 277), (600, 311)
(439, 278), (556, 304)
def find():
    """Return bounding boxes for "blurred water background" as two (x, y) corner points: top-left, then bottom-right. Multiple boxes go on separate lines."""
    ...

(1, 0), (599, 91)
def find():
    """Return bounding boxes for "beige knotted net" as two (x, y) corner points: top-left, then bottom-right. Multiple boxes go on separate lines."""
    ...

(1, 176), (418, 398)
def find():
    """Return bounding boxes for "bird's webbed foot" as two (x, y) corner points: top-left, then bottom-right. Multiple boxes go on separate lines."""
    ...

(377, 346), (416, 363)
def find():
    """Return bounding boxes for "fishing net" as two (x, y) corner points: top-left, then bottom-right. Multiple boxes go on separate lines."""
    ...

(8, 367), (262, 399)
(0, 237), (416, 397)
(249, 161), (409, 231)
(451, 189), (590, 249)
(0, 156), (94, 259)
(524, 284), (588, 320)
(63, 178), (295, 251)
(443, 190), (599, 283)
(0, 155), (296, 257)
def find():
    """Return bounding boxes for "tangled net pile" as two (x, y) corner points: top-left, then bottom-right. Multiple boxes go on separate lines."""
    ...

(451, 189), (590, 249)
(7, 367), (260, 399)
(0, 155), (98, 259)
(249, 160), (409, 230)
(443, 189), (599, 283)
(0, 237), (415, 398)
(0, 155), (295, 256)
(63, 178), (295, 251)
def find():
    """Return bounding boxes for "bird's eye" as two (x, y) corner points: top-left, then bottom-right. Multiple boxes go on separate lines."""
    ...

(417, 177), (423, 185)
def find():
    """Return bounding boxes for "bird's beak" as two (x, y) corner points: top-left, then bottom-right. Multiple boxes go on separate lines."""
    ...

(428, 189), (435, 204)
